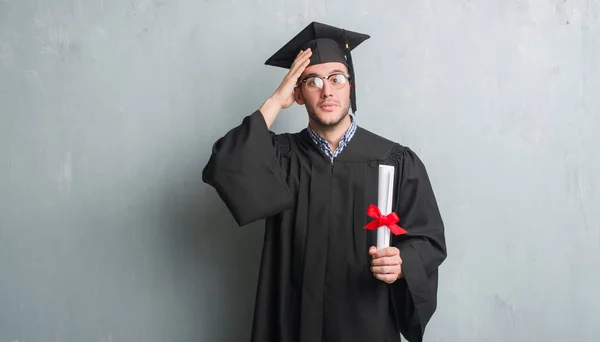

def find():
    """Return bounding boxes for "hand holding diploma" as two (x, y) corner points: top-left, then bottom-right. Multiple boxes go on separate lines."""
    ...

(369, 246), (403, 283)
(364, 165), (408, 284)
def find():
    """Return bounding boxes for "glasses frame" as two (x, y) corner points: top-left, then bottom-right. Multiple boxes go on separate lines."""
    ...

(297, 73), (352, 91)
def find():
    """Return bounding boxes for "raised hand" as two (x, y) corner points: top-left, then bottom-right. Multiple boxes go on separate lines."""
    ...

(259, 48), (312, 128)
(272, 48), (312, 109)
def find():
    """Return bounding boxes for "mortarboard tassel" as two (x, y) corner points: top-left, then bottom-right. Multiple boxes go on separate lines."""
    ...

(343, 29), (357, 114)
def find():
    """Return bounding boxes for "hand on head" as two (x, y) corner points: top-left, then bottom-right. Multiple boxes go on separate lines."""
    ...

(259, 49), (312, 128)
(272, 49), (312, 109)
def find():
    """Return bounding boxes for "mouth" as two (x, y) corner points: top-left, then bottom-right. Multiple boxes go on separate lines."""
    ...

(319, 102), (339, 110)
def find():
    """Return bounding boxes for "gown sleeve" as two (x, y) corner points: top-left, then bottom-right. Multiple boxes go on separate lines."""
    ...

(202, 110), (294, 226)
(388, 146), (447, 342)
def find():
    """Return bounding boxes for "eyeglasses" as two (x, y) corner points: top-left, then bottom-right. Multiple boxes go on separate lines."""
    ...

(298, 73), (351, 91)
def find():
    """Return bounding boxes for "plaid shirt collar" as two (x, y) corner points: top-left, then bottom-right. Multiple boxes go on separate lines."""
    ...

(307, 114), (357, 163)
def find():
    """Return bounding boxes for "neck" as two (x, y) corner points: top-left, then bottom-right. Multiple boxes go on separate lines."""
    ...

(309, 114), (352, 152)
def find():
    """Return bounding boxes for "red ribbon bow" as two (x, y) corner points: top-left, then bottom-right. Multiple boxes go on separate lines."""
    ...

(364, 204), (407, 235)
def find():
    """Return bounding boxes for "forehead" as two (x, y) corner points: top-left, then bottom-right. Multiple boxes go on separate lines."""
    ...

(301, 62), (348, 78)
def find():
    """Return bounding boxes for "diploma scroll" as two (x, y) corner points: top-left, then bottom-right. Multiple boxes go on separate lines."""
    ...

(376, 165), (395, 250)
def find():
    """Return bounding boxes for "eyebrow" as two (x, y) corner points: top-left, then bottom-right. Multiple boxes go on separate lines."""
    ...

(303, 73), (319, 78)
(330, 69), (347, 74)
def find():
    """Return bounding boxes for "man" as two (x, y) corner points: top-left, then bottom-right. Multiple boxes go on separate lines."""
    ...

(202, 22), (447, 342)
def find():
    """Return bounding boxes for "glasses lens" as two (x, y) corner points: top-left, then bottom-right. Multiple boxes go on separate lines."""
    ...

(306, 77), (324, 90)
(331, 74), (347, 88)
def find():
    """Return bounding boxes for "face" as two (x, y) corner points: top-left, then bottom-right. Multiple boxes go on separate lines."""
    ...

(294, 62), (351, 129)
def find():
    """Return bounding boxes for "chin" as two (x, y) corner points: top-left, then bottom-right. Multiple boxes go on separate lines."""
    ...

(312, 110), (347, 127)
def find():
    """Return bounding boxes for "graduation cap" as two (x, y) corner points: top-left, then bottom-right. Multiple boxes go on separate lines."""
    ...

(264, 22), (370, 113)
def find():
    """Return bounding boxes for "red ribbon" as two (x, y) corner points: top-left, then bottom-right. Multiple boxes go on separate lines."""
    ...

(364, 204), (407, 236)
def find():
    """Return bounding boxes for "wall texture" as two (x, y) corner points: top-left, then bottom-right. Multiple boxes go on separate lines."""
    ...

(1, 1), (599, 341)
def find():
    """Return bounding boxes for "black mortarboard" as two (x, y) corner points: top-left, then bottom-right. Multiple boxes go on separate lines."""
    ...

(264, 22), (370, 113)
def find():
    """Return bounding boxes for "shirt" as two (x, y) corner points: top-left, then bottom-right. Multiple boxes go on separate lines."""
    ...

(306, 114), (357, 163)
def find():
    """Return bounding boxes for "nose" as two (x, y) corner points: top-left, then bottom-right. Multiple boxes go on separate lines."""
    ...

(320, 79), (334, 98)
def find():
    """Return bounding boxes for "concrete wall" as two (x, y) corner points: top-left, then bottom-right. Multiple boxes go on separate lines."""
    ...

(1, 1), (599, 341)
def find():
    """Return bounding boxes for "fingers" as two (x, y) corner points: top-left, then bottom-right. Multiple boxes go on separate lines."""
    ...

(370, 265), (399, 275)
(371, 259), (400, 284)
(373, 273), (398, 284)
(291, 48), (311, 69)
(371, 246), (399, 259)
(371, 259), (402, 284)
(288, 48), (312, 79)
(371, 256), (398, 266)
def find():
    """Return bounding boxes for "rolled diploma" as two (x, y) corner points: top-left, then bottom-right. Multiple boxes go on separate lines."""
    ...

(377, 165), (395, 250)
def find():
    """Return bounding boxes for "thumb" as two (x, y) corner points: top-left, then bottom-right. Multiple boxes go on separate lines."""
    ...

(369, 246), (377, 255)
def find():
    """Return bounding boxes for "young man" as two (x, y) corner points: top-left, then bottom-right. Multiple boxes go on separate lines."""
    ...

(202, 22), (447, 342)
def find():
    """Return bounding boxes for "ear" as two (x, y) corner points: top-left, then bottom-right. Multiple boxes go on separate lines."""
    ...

(294, 86), (305, 105)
